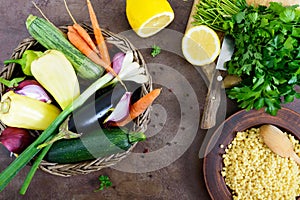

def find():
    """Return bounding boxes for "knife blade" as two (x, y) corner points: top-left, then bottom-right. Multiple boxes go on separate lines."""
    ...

(200, 35), (235, 129)
(216, 35), (234, 71)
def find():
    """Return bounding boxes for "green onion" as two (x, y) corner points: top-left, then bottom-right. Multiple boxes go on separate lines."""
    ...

(0, 73), (113, 193)
(19, 142), (53, 195)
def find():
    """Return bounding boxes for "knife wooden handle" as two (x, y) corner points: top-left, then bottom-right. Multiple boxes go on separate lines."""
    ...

(201, 67), (222, 129)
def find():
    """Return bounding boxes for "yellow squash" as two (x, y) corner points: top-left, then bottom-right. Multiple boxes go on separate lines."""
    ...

(0, 91), (61, 130)
(31, 50), (80, 110)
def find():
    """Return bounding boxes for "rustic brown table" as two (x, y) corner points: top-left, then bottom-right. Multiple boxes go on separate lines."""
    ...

(1, 0), (300, 199)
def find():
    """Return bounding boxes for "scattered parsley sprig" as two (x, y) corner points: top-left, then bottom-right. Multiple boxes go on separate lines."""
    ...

(94, 175), (112, 192)
(151, 45), (161, 57)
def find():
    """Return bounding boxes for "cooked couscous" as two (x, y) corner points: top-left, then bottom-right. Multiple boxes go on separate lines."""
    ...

(221, 128), (300, 200)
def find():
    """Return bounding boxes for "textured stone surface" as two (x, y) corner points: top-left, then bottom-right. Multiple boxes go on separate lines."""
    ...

(1, 0), (300, 200)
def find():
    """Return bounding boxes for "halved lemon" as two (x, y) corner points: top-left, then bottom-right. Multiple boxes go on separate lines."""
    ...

(182, 25), (221, 66)
(126, 0), (174, 38)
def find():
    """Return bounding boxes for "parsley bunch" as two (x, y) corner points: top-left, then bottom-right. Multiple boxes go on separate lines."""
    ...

(224, 3), (300, 115)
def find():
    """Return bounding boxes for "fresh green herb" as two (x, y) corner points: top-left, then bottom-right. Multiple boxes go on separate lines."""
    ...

(193, 0), (247, 31)
(94, 175), (112, 191)
(224, 3), (300, 115)
(151, 45), (161, 57)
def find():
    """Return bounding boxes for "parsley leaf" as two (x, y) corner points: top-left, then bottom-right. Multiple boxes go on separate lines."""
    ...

(279, 8), (296, 23)
(151, 45), (161, 57)
(94, 175), (112, 192)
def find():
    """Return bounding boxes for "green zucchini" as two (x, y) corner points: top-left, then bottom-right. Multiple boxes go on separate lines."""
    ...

(26, 15), (104, 80)
(45, 128), (146, 164)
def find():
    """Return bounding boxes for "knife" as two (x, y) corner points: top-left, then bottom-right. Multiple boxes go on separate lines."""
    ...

(200, 35), (234, 129)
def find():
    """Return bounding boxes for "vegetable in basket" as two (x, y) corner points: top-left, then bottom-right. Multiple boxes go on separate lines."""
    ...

(44, 127), (146, 164)
(109, 51), (149, 85)
(0, 78), (51, 103)
(65, 0), (125, 87)
(3, 50), (43, 76)
(64, 0), (113, 72)
(0, 127), (35, 155)
(26, 15), (105, 80)
(0, 90), (61, 130)
(0, 78), (52, 103)
(31, 50), (80, 110)
(14, 80), (52, 103)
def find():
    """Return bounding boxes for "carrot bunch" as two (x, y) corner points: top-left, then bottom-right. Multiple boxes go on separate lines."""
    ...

(64, 0), (118, 77)
(64, 0), (162, 127)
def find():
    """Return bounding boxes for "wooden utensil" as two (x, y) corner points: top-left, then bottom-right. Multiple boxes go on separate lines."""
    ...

(260, 124), (300, 165)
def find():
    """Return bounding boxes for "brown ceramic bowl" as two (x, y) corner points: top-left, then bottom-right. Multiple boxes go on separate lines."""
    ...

(203, 107), (300, 200)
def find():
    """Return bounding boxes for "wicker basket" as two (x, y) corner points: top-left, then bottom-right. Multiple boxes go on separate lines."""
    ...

(0, 24), (152, 177)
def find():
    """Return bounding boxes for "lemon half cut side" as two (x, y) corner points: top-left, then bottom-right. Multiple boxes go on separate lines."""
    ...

(137, 12), (174, 38)
(182, 25), (221, 66)
(126, 0), (175, 38)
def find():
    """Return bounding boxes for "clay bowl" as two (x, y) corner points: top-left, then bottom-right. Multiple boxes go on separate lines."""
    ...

(203, 107), (300, 200)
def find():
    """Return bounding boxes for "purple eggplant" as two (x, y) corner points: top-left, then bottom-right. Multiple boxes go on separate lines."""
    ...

(68, 81), (141, 134)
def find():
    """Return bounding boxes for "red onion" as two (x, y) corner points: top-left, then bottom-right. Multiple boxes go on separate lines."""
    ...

(16, 80), (40, 89)
(0, 127), (35, 155)
(15, 80), (51, 103)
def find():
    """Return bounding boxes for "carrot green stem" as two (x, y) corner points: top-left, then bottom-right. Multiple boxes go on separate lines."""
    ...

(0, 73), (113, 193)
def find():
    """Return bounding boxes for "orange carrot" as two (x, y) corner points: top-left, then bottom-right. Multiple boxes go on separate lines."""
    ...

(113, 89), (162, 127)
(68, 26), (121, 79)
(67, 26), (103, 65)
(64, 0), (99, 54)
(67, 26), (126, 81)
(73, 24), (99, 54)
(65, 0), (125, 86)
(86, 0), (111, 66)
